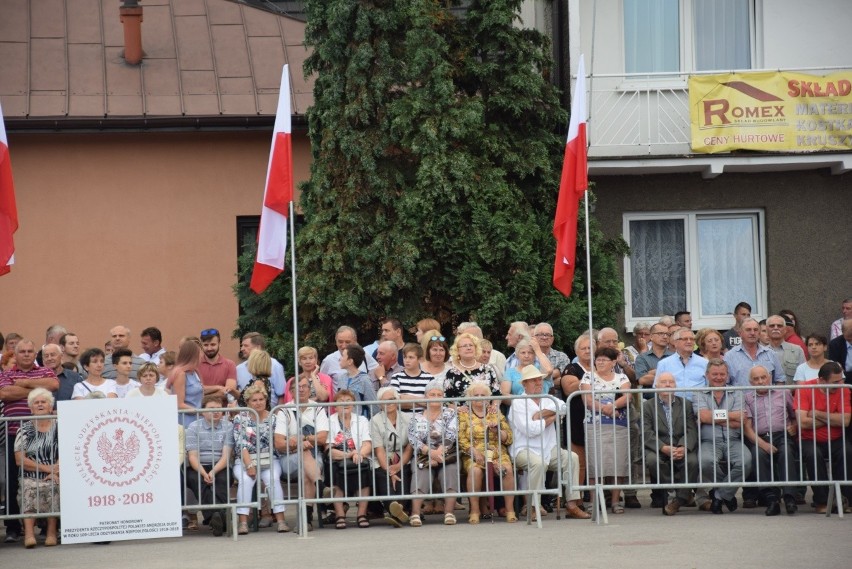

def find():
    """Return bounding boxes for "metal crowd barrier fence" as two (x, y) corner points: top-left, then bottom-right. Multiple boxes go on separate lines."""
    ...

(564, 383), (851, 524)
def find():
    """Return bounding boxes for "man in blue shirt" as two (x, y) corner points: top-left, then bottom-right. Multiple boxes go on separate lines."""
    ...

(724, 318), (784, 387)
(655, 328), (708, 402)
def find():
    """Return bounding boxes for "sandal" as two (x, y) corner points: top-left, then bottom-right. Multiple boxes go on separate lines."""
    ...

(611, 504), (625, 514)
(409, 514), (422, 527)
(357, 515), (370, 528)
(468, 513), (480, 525)
(335, 517), (347, 530)
(237, 522), (249, 535)
(187, 519), (199, 531)
(506, 512), (518, 523)
(444, 513), (457, 525)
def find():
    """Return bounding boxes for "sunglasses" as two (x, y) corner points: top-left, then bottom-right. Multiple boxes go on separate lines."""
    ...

(200, 328), (219, 337)
(430, 336), (446, 342)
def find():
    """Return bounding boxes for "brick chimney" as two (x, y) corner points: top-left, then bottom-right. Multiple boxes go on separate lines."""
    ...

(120, 0), (144, 65)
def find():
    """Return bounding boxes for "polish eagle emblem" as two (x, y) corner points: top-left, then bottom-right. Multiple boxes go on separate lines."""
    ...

(97, 428), (140, 476)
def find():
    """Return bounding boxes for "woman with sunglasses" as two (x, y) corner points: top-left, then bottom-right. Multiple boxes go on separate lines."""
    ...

(419, 330), (451, 384)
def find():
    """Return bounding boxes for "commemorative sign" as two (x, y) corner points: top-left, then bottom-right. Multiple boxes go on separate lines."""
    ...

(58, 396), (182, 543)
(689, 70), (852, 153)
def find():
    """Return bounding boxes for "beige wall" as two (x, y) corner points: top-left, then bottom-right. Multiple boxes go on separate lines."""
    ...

(0, 130), (311, 360)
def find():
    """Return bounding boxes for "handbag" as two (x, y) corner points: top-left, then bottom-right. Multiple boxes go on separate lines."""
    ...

(416, 444), (457, 468)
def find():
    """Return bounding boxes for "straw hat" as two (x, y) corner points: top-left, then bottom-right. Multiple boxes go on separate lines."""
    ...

(519, 365), (544, 382)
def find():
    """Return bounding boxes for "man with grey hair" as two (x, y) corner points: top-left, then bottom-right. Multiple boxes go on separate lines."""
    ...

(102, 325), (146, 380)
(319, 325), (377, 383)
(724, 318), (784, 387)
(458, 322), (506, 375)
(36, 324), (66, 366)
(654, 328), (707, 401)
(504, 321), (530, 371)
(829, 298), (852, 340)
(765, 315), (805, 383)
(597, 328), (636, 384)
(369, 341), (403, 391)
(533, 323), (568, 387)
(42, 343), (82, 401)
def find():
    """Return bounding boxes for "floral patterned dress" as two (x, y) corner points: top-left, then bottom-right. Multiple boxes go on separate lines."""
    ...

(458, 408), (513, 475)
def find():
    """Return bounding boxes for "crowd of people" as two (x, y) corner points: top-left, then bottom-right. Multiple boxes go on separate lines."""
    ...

(0, 298), (850, 544)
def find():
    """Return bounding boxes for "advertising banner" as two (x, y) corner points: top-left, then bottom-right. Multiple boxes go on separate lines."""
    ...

(689, 70), (852, 153)
(58, 396), (182, 543)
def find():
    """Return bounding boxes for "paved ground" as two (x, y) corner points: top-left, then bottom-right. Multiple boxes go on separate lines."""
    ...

(2, 493), (851, 569)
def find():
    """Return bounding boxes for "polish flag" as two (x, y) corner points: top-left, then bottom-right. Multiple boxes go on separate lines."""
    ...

(0, 100), (18, 276)
(552, 55), (588, 297)
(250, 65), (294, 294)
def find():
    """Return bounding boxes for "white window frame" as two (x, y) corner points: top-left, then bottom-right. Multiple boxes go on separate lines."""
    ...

(622, 209), (767, 333)
(619, 0), (762, 90)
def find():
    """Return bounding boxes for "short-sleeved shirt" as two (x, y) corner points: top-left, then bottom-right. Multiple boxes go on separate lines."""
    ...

(767, 342), (805, 383)
(185, 416), (234, 464)
(236, 358), (286, 407)
(723, 329), (741, 351)
(370, 411), (412, 456)
(198, 355), (238, 388)
(55, 368), (83, 402)
(694, 390), (745, 441)
(328, 413), (372, 452)
(115, 379), (141, 398)
(274, 401), (330, 439)
(389, 369), (434, 404)
(102, 355), (146, 380)
(794, 379), (851, 443)
(0, 366), (57, 437)
(724, 344), (785, 386)
(72, 378), (118, 400)
(654, 352), (708, 401)
(635, 348), (673, 398)
(744, 390), (794, 435)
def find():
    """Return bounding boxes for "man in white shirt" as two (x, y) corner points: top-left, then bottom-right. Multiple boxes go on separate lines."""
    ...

(319, 325), (377, 383)
(138, 326), (166, 365)
(508, 365), (590, 520)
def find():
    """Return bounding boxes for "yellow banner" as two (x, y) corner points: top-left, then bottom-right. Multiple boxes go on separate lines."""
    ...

(689, 70), (852, 153)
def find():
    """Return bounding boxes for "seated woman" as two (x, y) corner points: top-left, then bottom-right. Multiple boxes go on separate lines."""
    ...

(232, 384), (288, 535)
(458, 382), (517, 523)
(370, 386), (413, 526)
(14, 388), (60, 548)
(408, 379), (460, 527)
(501, 338), (553, 396)
(327, 389), (373, 529)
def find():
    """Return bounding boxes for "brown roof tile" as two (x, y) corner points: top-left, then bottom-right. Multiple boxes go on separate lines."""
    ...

(1, 0), (313, 122)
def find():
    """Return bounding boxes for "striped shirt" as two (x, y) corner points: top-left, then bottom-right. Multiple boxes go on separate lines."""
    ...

(390, 369), (434, 400)
(0, 366), (57, 438)
(14, 420), (59, 479)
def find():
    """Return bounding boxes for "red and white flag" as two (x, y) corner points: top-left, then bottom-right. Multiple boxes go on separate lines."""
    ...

(552, 55), (588, 297)
(250, 65), (294, 294)
(0, 100), (18, 276)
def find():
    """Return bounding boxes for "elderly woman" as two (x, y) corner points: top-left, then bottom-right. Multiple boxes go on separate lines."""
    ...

(443, 333), (501, 400)
(168, 340), (205, 427)
(501, 338), (553, 396)
(327, 389), (373, 529)
(624, 322), (651, 364)
(581, 346), (632, 514)
(458, 382), (516, 524)
(370, 386), (413, 526)
(408, 379), (460, 526)
(696, 328), (725, 359)
(420, 331), (451, 385)
(283, 346), (332, 404)
(233, 384), (287, 535)
(14, 388), (60, 548)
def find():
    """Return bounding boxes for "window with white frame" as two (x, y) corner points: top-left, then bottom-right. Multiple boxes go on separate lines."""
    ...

(623, 0), (755, 75)
(623, 210), (766, 330)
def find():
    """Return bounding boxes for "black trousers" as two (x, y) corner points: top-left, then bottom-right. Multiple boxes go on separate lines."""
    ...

(187, 465), (231, 522)
(801, 437), (852, 505)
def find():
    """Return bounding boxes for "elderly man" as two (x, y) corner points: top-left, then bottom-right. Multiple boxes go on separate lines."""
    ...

(504, 321), (531, 371)
(695, 359), (752, 514)
(830, 299), (852, 340)
(376, 318), (405, 365)
(643, 372), (698, 515)
(765, 315), (805, 384)
(598, 328), (636, 385)
(0, 340), (59, 543)
(35, 324), (67, 366)
(654, 328), (707, 402)
(742, 365), (799, 516)
(509, 365), (590, 520)
(368, 341), (403, 392)
(319, 325), (378, 383)
(42, 343), (82, 401)
(533, 322), (569, 388)
(102, 325), (146, 380)
(794, 361), (852, 513)
(724, 318), (784, 387)
(636, 323), (674, 399)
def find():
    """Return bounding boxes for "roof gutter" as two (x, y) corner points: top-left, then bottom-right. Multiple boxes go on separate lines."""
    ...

(4, 114), (309, 134)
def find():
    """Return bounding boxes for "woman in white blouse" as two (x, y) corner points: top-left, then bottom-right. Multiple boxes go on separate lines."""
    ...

(327, 389), (373, 529)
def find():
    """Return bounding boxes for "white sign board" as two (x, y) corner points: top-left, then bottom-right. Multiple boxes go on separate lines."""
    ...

(58, 396), (182, 543)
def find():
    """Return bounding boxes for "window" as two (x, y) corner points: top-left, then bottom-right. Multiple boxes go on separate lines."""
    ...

(623, 0), (754, 75)
(623, 210), (766, 330)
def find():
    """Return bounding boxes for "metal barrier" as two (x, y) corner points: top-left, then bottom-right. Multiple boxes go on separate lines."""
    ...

(564, 383), (852, 524)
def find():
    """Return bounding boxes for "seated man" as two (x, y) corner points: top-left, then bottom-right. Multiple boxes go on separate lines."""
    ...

(274, 376), (329, 530)
(695, 359), (752, 513)
(742, 365), (799, 516)
(509, 366), (590, 520)
(795, 361), (852, 513)
(185, 394), (234, 536)
(642, 373), (698, 515)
